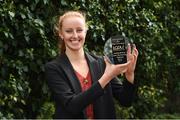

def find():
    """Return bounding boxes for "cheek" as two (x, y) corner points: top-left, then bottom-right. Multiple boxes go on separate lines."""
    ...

(81, 32), (87, 38)
(63, 34), (71, 39)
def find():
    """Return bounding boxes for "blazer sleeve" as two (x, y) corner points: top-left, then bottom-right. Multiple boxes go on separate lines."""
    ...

(110, 78), (136, 107)
(45, 61), (104, 115)
(97, 56), (136, 107)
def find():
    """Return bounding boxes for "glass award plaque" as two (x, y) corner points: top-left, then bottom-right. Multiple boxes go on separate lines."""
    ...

(104, 35), (129, 64)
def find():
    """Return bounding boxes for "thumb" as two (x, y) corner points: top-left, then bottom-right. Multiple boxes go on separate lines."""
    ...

(104, 56), (112, 65)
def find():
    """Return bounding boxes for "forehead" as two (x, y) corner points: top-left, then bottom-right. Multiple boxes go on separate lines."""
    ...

(62, 16), (85, 28)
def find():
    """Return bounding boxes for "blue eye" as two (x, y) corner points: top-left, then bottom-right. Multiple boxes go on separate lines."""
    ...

(77, 29), (83, 32)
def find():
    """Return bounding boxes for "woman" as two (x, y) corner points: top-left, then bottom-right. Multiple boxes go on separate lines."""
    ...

(45, 10), (139, 119)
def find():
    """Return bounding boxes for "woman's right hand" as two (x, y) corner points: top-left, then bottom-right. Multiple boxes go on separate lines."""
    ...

(98, 56), (130, 88)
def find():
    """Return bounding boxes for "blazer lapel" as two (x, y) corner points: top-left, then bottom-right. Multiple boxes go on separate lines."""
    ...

(56, 53), (102, 93)
(57, 54), (82, 93)
(85, 53), (101, 83)
(85, 53), (104, 118)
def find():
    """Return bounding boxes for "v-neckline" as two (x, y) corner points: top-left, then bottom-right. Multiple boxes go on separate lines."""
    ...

(75, 70), (89, 79)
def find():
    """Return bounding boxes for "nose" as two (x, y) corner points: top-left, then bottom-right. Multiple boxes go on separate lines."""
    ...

(72, 31), (78, 38)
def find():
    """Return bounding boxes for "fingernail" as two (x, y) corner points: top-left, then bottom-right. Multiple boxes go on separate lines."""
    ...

(133, 44), (136, 47)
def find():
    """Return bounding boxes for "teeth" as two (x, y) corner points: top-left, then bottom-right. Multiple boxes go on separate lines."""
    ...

(71, 40), (79, 44)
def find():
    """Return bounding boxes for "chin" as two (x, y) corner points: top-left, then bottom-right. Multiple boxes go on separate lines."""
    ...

(69, 47), (82, 51)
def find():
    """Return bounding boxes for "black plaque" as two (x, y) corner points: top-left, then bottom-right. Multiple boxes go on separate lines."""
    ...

(111, 35), (128, 64)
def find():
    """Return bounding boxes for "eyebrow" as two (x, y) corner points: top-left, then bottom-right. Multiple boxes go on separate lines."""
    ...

(63, 27), (85, 30)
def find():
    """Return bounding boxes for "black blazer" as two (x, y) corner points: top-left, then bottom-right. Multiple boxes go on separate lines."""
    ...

(45, 52), (135, 119)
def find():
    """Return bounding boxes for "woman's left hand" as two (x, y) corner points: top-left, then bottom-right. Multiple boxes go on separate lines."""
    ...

(125, 44), (139, 84)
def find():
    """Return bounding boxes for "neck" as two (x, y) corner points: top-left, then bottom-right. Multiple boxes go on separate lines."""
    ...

(65, 48), (85, 62)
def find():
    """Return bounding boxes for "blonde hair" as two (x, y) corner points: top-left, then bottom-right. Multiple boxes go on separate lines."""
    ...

(54, 11), (87, 54)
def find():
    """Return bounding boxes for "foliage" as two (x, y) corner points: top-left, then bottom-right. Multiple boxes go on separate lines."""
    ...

(0, 0), (57, 118)
(0, 0), (179, 119)
(155, 113), (180, 119)
(36, 102), (55, 119)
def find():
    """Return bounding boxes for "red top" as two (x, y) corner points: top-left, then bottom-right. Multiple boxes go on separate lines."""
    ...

(75, 70), (94, 119)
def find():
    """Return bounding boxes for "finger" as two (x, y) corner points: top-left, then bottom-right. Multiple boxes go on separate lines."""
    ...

(127, 44), (131, 60)
(133, 44), (136, 48)
(133, 48), (138, 62)
(116, 60), (131, 67)
(104, 56), (112, 64)
(132, 44), (136, 54)
(128, 54), (133, 61)
(127, 44), (131, 54)
(132, 51), (138, 66)
(134, 48), (139, 56)
(130, 49), (137, 61)
(133, 53), (138, 64)
(132, 44), (139, 58)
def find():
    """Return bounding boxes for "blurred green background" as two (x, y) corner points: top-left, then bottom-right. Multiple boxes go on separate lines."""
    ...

(0, 0), (179, 119)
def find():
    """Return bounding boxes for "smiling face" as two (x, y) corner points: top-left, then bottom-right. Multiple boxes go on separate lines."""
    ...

(59, 15), (87, 52)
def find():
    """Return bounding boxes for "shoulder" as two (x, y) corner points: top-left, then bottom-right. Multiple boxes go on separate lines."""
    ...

(85, 52), (106, 70)
(45, 58), (58, 67)
(86, 52), (104, 62)
(45, 55), (64, 70)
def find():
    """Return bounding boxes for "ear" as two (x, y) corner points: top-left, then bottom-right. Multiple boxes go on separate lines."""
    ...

(59, 32), (63, 40)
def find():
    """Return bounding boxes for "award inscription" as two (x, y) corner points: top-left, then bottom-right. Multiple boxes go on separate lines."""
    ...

(111, 35), (128, 64)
